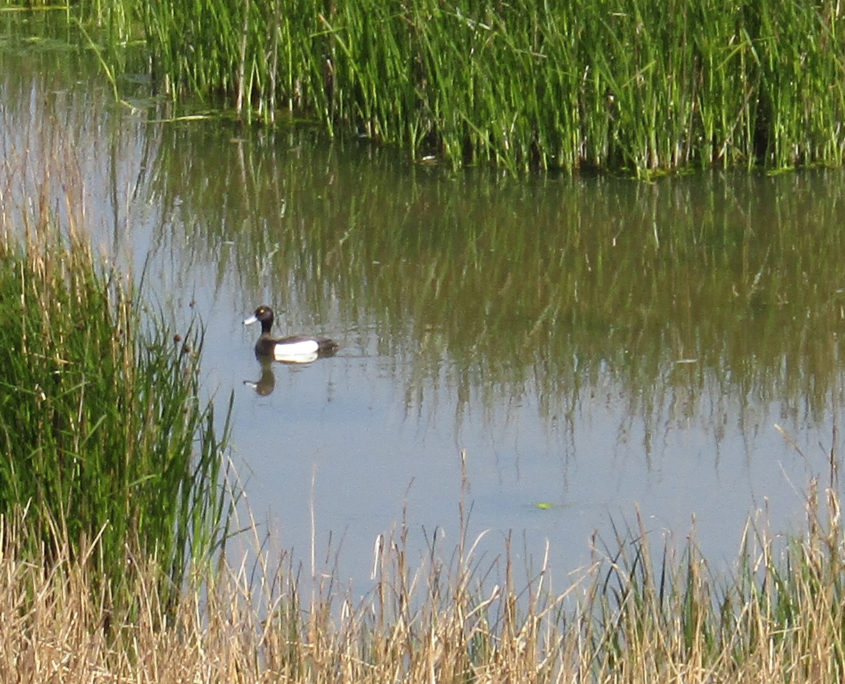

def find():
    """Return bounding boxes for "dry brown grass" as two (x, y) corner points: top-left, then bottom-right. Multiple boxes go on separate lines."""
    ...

(1, 479), (844, 683)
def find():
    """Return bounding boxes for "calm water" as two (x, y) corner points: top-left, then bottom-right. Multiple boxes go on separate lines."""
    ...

(4, 23), (845, 593)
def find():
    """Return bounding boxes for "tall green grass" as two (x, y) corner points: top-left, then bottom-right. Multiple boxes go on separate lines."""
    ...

(0, 218), (230, 608)
(9, 0), (845, 174)
(126, 0), (845, 175)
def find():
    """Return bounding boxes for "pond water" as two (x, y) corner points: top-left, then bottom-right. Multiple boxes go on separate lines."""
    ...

(4, 19), (845, 594)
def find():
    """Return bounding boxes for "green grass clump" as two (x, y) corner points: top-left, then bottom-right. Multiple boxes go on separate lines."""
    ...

(9, 1), (845, 175)
(0, 220), (229, 606)
(127, 0), (845, 176)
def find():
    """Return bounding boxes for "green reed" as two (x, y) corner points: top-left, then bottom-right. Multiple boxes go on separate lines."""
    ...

(86, 0), (841, 175)
(0, 222), (229, 607)
(8, 0), (845, 174)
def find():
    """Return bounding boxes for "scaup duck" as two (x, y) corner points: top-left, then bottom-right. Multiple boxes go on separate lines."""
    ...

(243, 305), (338, 364)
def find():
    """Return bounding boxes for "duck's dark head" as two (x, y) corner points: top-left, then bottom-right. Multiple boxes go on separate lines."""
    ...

(243, 305), (275, 333)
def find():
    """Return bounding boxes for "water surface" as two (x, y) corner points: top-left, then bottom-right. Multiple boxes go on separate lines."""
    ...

(3, 20), (845, 593)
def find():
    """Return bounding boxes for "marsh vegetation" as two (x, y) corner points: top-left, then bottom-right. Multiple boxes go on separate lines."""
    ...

(1, 470), (844, 681)
(0, 210), (229, 613)
(8, 0), (845, 175)
(5, 5), (845, 682)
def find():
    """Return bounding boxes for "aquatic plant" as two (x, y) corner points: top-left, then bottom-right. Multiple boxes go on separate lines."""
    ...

(0, 217), (230, 607)
(132, 0), (845, 175)
(8, 0), (845, 175)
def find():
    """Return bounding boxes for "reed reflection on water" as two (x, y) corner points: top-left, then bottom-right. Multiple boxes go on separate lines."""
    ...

(3, 34), (845, 589)
(149, 118), (845, 432)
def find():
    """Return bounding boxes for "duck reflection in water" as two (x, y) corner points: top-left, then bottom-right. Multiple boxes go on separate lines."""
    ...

(243, 358), (277, 396)
(243, 305), (338, 395)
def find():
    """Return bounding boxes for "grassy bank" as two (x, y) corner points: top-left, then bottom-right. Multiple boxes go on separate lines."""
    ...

(0, 217), (229, 610)
(0, 475), (842, 681)
(40, 0), (840, 176)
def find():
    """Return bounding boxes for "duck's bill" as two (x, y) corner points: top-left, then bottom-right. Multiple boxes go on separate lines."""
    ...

(243, 314), (258, 326)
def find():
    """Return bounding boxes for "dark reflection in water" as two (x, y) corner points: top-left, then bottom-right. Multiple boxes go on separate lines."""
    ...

(4, 20), (845, 593)
(146, 117), (845, 434)
(244, 359), (277, 396)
